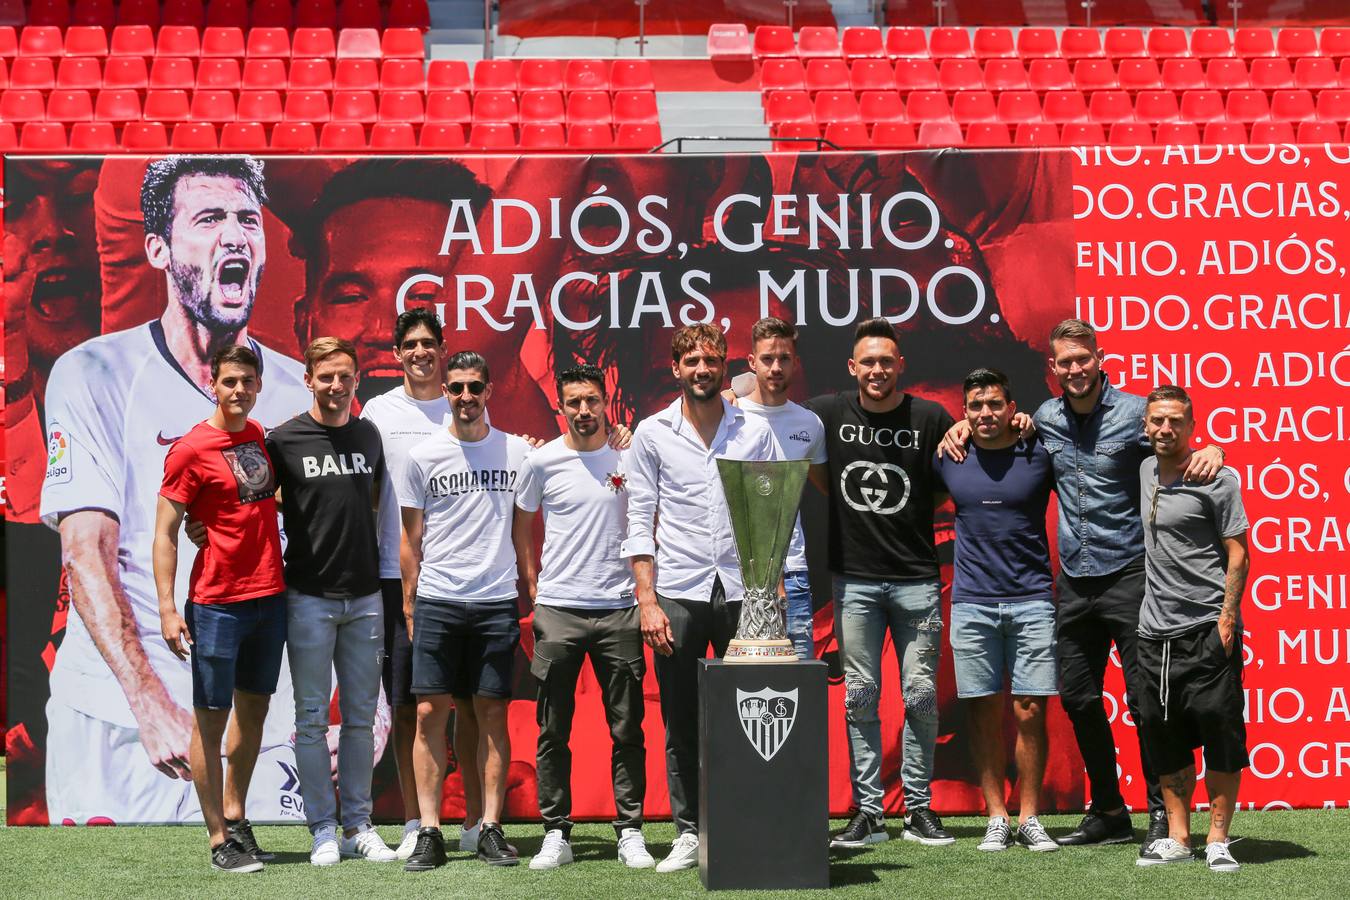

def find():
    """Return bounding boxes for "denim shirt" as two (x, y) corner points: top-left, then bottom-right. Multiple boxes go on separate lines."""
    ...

(1032, 379), (1150, 579)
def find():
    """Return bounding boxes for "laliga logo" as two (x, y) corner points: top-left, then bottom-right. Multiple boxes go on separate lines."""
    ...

(45, 427), (72, 484)
(840, 461), (910, 515)
(736, 688), (798, 762)
(48, 431), (68, 467)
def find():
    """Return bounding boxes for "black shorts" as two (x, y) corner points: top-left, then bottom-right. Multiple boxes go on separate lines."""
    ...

(411, 596), (520, 699)
(1137, 625), (1249, 776)
(381, 579), (415, 707)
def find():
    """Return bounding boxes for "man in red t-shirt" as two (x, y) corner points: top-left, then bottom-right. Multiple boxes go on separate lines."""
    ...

(152, 345), (287, 874)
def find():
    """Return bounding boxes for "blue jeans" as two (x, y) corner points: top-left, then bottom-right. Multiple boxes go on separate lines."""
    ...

(950, 600), (1058, 699)
(186, 594), (287, 709)
(835, 576), (942, 814)
(784, 570), (814, 660)
(287, 589), (384, 833)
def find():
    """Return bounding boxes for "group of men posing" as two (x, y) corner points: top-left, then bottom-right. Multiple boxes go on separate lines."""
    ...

(153, 293), (1252, 875)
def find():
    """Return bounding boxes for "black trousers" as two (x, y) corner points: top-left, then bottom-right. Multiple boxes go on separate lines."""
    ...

(653, 580), (740, 836)
(1056, 559), (1163, 814)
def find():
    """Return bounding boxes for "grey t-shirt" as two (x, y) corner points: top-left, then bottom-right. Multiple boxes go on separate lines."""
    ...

(1138, 459), (1248, 639)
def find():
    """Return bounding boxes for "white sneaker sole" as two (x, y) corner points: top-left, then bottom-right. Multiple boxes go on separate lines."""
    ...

(528, 856), (573, 870)
(212, 860), (263, 874)
(620, 855), (656, 869)
(310, 855), (340, 867)
(1136, 855), (1195, 867)
(1208, 861), (1240, 872)
(903, 830), (956, 846)
(655, 859), (698, 873)
(1021, 842), (1060, 853)
(830, 832), (889, 848)
(341, 850), (398, 862)
(977, 841), (1012, 852)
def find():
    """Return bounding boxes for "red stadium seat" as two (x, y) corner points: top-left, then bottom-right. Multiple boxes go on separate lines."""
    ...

(295, 0), (338, 28)
(65, 25), (108, 57)
(21, 122), (69, 149)
(369, 122), (417, 150)
(1161, 58), (1205, 91)
(331, 89), (377, 123)
(1294, 57), (1337, 90)
(1270, 89), (1315, 122)
(337, 0), (382, 31)
(515, 121), (564, 147)
(250, 0), (294, 29)
(871, 121), (916, 147)
(615, 122), (661, 150)
(567, 123), (613, 150)
(611, 90), (657, 124)
(144, 89), (191, 121)
(1296, 120), (1340, 143)
(57, 57), (102, 90)
(973, 27), (1015, 60)
(116, 0), (160, 27)
(1147, 29), (1190, 60)
(381, 59), (424, 92)
(190, 88), (235, 121)
(929, 27), (972, 59)
(1226, 90), (1270, 123)
(386, 0), (430, 32)
(47, 88), (93, 121)
(1234, 28), (1276, 59)
(1205, 59), (1250, 91)
(293, 27), (336, 59)
(197, 58), (241, 90)
(1088, 90), (1133, 123)
(761, 58), (805, 92)
(814, 89), (861, 123)
(1340, 59), (1350, 89)
(468, 122), (515, 149)
(884, 27), (926, 60)
(753, 26), (795, 59)
(0, 59), (7, 89)
(11, 57), (56, 90)
(335, 58), (378, 90)
(939, 58), (983, 92)
(285, 89), (331, 122)
(1073, 59), (1117, 92)
(336, 28), (381, 59)
(0, 30), (17, 60)
(965, 121), (1011, 145)
(1117, 59), (1162, 92)
(19, 26), (64, 56)
(1042, 90), (1088, 123)
(564, 59), (608, 93)
(917, 120), (962, 146)
(611, 59), (654, 92)
(1108, 122), (1152, 145)
(841, 26), (883, 59)
(205, 0), (248, 29)
(1060, 28), (1103, 59)
(858, 90), (903, 123)
(246, 27), (290, 58)
(771, 121), (819, 150)
(1060, 122), (1105, 144)
(1, 89), (45, 122)
(905, 90), (951, 122)
(706, 23), (751, 60)
(425, 89), (470, 123)
(1155, 121), (1200, 144)
(517, 58), (562, 92)
(473, 58), (516, 91)
(241, 58), (285, 90)
(996, 90), (1042, 123)
(150, 57), (196, 91)
(271, 121), (317, 150)
(1250, 58), (1294, 91)
(952, 90), (996, 123)
(1016, 28), (1058, 60)
(156, 25), (201, 58)
(797, 26), (840, 59)
(1134, 90), (1180, 124)
(1014, 122), (1058, 145)
(382, 28), (426, 59)
(1179, 90), (1225, 122)
(123, 120), (169, 150)
(1249, 120), (1295, 143)
(237, 89), (283, 122)
(1277, 28), (1318, 59)
(849, 58), (893, 92)
(805, 58), (849, 92)
(1202, 121), (1247, 143)
(1104, 28), (1146, 59)
(94, 87), (140, 120)
(110, 25), (154, 57)
(161, 0), (204, 27)
(1315, 90), (1350, 122)
(763, 90), (812, 124)
(1321, 28), (1350, 59)
(427, 60), (470, 91)
(171, 121), (218, 148)
(518, 89), (564, 122)
(27, 0), (71, 28)
(983, 58), (1028, 91)
(318, 120), (366, 149)
(419, 123), (465, 149)
(290, 58), (334, 90)
(1027, 58), (1072, 93)
(893, 59), (939, 91)
(69, 120), (117, 149)
(472, 89), (518, 123)
(73, 0), (115, 28)
(1191, 28), (1232, 59)
(823, 121), (870, 148)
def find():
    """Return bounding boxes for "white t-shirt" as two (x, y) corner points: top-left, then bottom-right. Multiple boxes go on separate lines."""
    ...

(360, 387), (452, 579)
(399, 426), (530, 602)
(515, 437), (635, 609)
(738, 397), (826, 573)
(40, 321), (308, 739)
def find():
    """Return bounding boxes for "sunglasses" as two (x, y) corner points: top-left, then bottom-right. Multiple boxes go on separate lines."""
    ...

(446, 380), (486, 397)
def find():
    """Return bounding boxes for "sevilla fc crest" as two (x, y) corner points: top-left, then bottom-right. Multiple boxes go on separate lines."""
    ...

(736, 688), (798, 762)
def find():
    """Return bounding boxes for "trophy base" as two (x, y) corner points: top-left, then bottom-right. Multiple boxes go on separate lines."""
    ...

(724, 639), (798, 663)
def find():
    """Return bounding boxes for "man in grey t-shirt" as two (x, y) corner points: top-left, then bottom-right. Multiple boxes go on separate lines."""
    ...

(1134, 386), (1250, 873)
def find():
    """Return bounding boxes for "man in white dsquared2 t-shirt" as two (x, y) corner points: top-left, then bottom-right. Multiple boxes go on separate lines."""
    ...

(39, 156), (309, 828)
(512, 364), (655, 872)
(399, 350), (530, 872)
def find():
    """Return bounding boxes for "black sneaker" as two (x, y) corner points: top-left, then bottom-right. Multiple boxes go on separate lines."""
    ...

(903, 808), (956, 846)
(1056, 808), (1134, 846)
(211, 838), (264, 874)
(226, 818), (275, 862)
(1140, 809), (1169, 856)
(829, 810), (889, 848)
(403, 826), (447, 872)
(477, 823), (520, 866)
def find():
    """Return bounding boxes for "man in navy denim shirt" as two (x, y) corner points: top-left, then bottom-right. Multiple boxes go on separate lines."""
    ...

(942, 318), (1224, 852)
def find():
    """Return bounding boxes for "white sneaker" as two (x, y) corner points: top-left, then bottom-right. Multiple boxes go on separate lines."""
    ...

(1136, 837), (1195, 866)
(458, 819), (482, 852)
(529, 829), (574, 870)
(1206, 840), (1240, 872)
(655, 833), (700, 873)
(310, 825), (340, 867)
(395, 820), (421, 861)
(340, 826), (398, 862)
(978, 816), (1013, 852)
(617, 828), (655, 869)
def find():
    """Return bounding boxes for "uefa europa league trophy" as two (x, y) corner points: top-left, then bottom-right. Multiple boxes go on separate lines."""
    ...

(717, 458), (810, 663)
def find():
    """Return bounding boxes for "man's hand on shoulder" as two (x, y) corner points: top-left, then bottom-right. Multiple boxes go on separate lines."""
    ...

(1182, 444), (1225, 484)
(607, 422), (633, 450)
(937, 420), (973, 462)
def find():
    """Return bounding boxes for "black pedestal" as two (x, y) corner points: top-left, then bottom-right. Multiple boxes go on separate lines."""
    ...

(698, 659), (829, 891)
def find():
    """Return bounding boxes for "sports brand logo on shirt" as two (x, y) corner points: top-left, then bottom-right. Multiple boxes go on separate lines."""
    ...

(45, 424), (73, 485)
(221, 442), (275, 503)
(788, 430), (812, 443)
(840, 461), (911, 515)
(737, 687), (798, 762)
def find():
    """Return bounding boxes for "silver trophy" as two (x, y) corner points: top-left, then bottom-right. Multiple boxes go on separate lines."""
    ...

(717, 458), (810, 663)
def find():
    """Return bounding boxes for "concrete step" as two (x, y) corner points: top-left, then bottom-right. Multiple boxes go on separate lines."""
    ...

(656, 91), (764, 112)
(615, 35), (708, 57)
(513, 36), (621, 57)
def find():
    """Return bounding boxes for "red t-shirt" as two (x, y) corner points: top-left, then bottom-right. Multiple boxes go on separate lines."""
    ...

(159, 419), (285, 604)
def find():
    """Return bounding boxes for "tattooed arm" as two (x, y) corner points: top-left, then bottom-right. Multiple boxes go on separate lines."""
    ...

(1217, 533), (1249, 656)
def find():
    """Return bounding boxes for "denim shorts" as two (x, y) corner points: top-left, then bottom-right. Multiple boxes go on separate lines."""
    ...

(186, 593), (288, 710)
(950, 599), (1057, 699)
(411, 596), (520, 699)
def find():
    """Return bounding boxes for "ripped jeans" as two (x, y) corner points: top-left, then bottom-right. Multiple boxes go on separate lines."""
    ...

(834, 577), (942, 815)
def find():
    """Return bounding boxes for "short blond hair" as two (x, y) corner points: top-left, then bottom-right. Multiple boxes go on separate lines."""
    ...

(1048, 318), (1097, 349)
(304, 336), (359, 374)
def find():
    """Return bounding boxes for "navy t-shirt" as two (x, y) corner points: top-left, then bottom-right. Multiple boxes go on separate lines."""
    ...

(933, 437), (1054, 603)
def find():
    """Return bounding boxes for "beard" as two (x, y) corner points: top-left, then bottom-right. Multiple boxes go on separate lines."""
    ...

(169, 257), (263, 333)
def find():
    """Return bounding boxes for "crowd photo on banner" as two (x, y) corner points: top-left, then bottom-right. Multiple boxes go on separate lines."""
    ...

(0, 148), (1280, 876)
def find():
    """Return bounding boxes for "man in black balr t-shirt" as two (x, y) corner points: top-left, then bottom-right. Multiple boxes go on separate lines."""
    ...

(266, 337), (398, 866)
(809, 319), (956, 850)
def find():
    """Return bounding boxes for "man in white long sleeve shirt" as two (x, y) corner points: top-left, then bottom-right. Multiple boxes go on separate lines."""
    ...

(620, 323), (778, 873)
